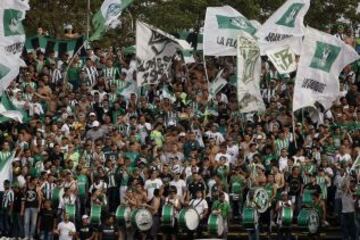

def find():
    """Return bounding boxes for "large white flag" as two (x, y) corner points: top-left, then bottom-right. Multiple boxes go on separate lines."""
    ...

(237, 32), (265, 113)
(0, 151), (15, 191)
(293, 28), (360, 112)
(0, 49), (21, 93)
(203, 5), (257, 56)
(257, 0), (310, 55)
(0, 0), (29, 59)
(136, 21), (193, 86)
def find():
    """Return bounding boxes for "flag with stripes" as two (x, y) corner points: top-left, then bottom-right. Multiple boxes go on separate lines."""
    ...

(25, 35), (86, 58)
(90, 0), (134, 41)
(0, 93), (28, 123)
(0, 151), (15, 191)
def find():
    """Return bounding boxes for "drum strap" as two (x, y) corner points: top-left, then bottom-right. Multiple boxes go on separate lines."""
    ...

(190, 198), (203, 209)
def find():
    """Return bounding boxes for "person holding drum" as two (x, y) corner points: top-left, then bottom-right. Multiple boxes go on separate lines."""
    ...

(229, 166), (246, 220)
(160, 186), (181, 240)
(275, 191), (293, 240)
(210, 191), (231, 238)
(186, 189), (209, 238)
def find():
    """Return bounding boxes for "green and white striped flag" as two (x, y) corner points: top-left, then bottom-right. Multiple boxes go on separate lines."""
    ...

(0, 93), (28, 123)
(0, 0), (29, 59)
(0, 150), (15, 191)
(90, 0), (133, 41)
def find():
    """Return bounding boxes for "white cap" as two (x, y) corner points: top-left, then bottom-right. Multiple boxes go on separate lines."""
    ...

(92, 120), (100, 128)
(82, 214), (89, 220)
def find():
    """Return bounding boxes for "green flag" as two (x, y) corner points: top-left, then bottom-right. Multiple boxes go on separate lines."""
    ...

(90, 0), (133, 41)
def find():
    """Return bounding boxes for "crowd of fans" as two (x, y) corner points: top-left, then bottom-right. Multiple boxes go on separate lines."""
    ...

(0, 25), (359, 240)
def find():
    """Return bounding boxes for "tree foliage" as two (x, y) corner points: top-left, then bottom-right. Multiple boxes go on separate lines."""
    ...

(25, 0), (360, 47)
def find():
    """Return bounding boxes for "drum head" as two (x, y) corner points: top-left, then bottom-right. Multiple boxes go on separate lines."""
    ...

(134, 209), (153, 231)
(253, 188), (269, 213)
(184, 208), (200, 231)
(216, 215), (224, 236)
(308, 209), (319, 234)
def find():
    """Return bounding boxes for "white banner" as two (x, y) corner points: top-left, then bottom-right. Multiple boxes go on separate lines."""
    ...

(136, 21), (192, 86)
(266, 45), (297, 74)
(237, 32), (265, 113)
(293, 27), (360, 111)
(0, 4), (28, 58)
(203, 5), (257, 56)
(256, 0), (310, 55)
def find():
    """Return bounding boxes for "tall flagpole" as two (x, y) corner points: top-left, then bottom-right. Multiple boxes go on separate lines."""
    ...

(86, 0), (91, 41)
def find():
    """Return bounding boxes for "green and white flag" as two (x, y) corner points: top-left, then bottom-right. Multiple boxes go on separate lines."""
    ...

(136, 21), (193, 86)
(0, 151), (15, 191)
(0, 93), (27, 123)
(210, 69), (227, 98)
(237, 31), (265, 113)
(203, 5), (257, 56)
(90, 0), (133, 41)
(256, 0), (310, 55)
(0, 49), (21, 93)
(293, 27), (360, 112)
(266, 45), (297, 74)
(0, 0), (29, 59)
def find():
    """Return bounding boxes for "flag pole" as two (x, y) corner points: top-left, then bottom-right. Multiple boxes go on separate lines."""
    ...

(202, 54), (210, 94)
(86, 0), (91, 41)
(292, 110), (298, 149)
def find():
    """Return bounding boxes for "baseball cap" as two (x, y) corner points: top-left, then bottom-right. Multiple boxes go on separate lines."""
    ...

(92, 120), (100, 128)
(82, 214), (89, 220)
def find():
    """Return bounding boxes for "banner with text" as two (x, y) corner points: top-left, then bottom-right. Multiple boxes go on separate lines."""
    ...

(293, 28), (360, 111)
(203, 5), (257, 56)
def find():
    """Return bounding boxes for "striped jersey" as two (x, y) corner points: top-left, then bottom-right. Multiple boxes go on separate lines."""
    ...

(41, 181), (56, 200)
(2, 189), (14, 208)
(103, 67), (120, 82)
(83, 66), (99, 86)
(274, 138), (290, 156)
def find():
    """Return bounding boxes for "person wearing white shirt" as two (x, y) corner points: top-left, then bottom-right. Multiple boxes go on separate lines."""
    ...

(169, 171), (186, 200)
(336, 145), (352, 163)
(226, 137), (239, 165)
(144, 170), (163, 201)
(55, 213), (76, 240)
(278, 149), (289, 173)
(189, 190), (208, 220)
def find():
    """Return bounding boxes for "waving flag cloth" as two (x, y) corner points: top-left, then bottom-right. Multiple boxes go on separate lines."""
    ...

(256, 0), (310, 55)
(293, 27), (360, 112)
(90, 0), (133, 41)
(237, 31), (265, 113)
(136, 21), (193, 86)
(203, 5), (257, 56)
(0, 49), (22, 93)
(0, 150), (15, 191)
(0, 93), (28, 123)
(0, 0), (30, 61)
